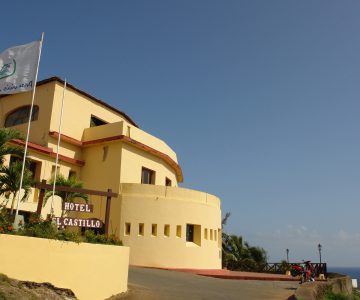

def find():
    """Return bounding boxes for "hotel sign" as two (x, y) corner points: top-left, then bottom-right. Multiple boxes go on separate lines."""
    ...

(62, 202), (93, 213)
(55, 201), (103, 228)
(54, 217), (103, 228)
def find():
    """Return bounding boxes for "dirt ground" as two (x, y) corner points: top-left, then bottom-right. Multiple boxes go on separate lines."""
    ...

(0, 274), (76, 300)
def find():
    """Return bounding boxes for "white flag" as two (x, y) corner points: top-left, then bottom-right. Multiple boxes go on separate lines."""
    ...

(0, 41), (40, 94)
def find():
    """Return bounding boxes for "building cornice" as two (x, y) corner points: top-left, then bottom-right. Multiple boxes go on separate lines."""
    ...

(48, 131), (183, 182)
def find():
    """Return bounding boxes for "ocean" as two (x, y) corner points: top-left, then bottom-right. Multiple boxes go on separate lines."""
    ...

(328, 267), (360, 285)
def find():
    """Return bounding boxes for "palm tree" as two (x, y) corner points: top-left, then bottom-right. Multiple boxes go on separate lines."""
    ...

(221, 212), (268, 271)
(0, 128), (24, 167)
(44, 174), (88, 217)
(0, 161), (33, 214)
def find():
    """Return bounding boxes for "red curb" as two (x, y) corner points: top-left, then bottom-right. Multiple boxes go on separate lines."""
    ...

(130, 265), (299, 282)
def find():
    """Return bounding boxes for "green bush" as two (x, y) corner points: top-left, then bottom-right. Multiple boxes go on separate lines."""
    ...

(0, 206), (15, 234)
(0, 274), (10, 283)
(83, 229), (122, 246)
(323, 287), (360, 300)
(0, 290), (7, 300)
(56, 229), (83, 243)
(17, 214), (57, 239)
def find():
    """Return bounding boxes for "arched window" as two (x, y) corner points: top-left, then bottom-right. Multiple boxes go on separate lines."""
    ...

(5, 105), (39, 128)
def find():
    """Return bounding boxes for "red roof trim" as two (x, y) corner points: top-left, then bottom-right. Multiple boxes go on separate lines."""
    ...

(49, 131), (83, 147)
(10, 139), (85, 167)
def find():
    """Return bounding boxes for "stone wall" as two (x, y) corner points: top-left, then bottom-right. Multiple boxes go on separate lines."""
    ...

(294, 276), (353, 300)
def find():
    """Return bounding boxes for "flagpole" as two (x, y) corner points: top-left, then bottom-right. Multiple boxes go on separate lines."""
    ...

(14, 32), (44, 222)
(50, 78), (66, 215)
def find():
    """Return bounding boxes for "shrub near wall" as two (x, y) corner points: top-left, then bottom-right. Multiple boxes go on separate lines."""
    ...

(0, 234), (129, 300)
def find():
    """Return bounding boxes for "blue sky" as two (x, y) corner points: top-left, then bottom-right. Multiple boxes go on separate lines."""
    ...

(2, 1), (360, 266)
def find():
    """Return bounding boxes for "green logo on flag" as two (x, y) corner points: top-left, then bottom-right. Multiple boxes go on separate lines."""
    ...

(0, 59), (16, 80)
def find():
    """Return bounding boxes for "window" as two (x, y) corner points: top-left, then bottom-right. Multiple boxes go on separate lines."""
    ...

(214, 230), (217, 241)
(164, 224), (170, 237)
(51, 165), (60, 180)
(151, 224), (157, 237)
(204, 228), (208, 240)
(176, 225), (181, 238)
(186, 224), (194, 242)
(68, 170), (76, 179)
(138, 223), (144, 236)
(141, 167), (155, 184)
(9, 155), (20, 166)
(218, 229), (222, 248)
(5, 105), (39, 128)
(186, 224), (201, 246)
(165, 177), (172, 187)
(102, 146), (109, 161)
(10, 156), (40, 181)
(28, 160), (41, 181)
(125, 223), (131, 236)
(90, 115), (107, 127)
(210, 229), (213, 240)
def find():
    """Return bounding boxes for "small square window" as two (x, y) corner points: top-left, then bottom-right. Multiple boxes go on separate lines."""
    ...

(102, 146), (109, 161)
(138, 223), (144, 236)
(165, 177), (172, 186)
(152, 224), (157, 237)
(186, 224), (194, 242)
(176, 225), (181, 238)
(51, 165), (60, 180)
(164, 224), (170, 237)
(218, 229), (222, 248)
(125, 223), (131, 236)
(186, 224), (201, 246)
(68, 170), (76, 179)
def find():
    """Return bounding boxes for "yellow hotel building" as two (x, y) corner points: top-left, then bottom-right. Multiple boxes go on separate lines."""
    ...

(0, 77), (222, 269)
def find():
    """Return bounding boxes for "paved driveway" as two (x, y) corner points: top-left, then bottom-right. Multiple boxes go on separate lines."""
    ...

(112, 267), (298, 300)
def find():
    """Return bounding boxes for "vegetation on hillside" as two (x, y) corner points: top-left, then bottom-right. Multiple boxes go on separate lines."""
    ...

(323, 287), (360, 300)
(0, 273), (76, 300)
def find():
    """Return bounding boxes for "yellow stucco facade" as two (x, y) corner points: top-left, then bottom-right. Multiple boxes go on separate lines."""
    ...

(0, 77), (222, 269)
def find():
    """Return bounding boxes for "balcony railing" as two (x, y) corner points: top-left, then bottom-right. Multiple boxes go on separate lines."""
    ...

(260, 262), (327, 276)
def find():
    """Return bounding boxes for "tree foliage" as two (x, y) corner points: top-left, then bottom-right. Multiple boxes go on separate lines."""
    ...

(0, 161), (33, 215)
(0, 128), (24, 166)
(222, 212), (268, 272)
(44, 174), (88, 217)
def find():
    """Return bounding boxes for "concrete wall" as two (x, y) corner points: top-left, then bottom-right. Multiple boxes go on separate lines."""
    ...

(294, 276), (353, 300)
(0, 234), (129, 300)
(119, 183), (222, 269)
